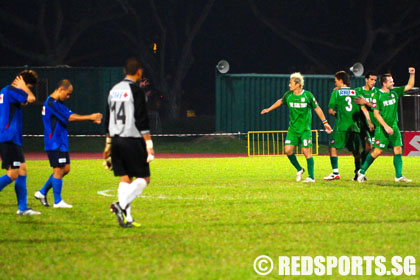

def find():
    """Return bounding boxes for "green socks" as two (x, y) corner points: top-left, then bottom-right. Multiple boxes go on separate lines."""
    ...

(360, 153), (375, 174)
(287, 154), (302, 172)
(393, 154), (403, 178)
(306, 157), (314, 179)
(330, 156), (339, 174)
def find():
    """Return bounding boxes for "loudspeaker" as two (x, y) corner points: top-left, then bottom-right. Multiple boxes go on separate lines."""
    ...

(216, 60), (230, 74)
(350, 62), (364, 77)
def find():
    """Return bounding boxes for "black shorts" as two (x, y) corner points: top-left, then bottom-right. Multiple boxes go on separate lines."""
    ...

(345, 131), (361, 152)
(0, 142), (25, 170)
(46, 151), (71, 167)
(359, 122), (374, 145)
(111, 137), (150, 178)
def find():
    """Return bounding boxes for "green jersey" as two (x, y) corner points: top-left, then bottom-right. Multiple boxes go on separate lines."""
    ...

(328, 87), (361, 132)
(372, 86), (405, 126)
(355, 86), (379, 127)
(281, 90), (318, 134)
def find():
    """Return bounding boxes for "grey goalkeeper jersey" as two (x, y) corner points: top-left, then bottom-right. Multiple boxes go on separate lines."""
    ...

(105, 78), (150, 138)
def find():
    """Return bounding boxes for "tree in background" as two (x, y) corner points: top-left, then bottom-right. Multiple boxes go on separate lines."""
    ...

(248, 0), (420, 74)
(112, 0), (216, 119)
(0, 0), (123, 65)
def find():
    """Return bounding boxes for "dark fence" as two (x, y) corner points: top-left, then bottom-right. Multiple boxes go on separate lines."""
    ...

(216, 73), (367, 143)
(0, 67), (123, 135)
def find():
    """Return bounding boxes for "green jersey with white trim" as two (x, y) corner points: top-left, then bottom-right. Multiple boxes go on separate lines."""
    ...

(328, 87), (361, 132)
(355, 86), (379, 127)
(281, 90), (318, 134)
(372, 86), (405, 126)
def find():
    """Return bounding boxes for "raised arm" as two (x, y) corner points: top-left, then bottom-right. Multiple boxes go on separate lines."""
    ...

(261, 99), (283, 114)
(404, 67), (415, 92)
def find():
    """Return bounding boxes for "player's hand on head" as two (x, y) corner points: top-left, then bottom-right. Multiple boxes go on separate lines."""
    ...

(11, 76), (26, 88)
(409, 67), (415, 74)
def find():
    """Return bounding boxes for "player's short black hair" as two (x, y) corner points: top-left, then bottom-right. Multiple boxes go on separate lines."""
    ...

(380, 73), (392, 85)
(364, 72), (377, 79)
(57, 79), (72, 89)
(18, 70), (38, 86)
(124, 57), (143, 75)
(335, 70), (350, 86)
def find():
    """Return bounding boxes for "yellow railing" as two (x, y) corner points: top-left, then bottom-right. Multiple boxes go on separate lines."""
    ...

(247, 130), (319, 156)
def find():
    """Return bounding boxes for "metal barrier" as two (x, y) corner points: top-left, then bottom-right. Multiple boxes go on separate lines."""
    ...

(247, 130), (319, 156)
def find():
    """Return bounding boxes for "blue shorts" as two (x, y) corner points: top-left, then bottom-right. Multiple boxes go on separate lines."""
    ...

(46, 151), (70, 167)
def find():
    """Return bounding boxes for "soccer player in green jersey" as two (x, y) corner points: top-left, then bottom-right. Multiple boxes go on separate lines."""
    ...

(324, 71), (373, 181)
(261, 72), (332, 182)
(357, 67), (416, 183)
(353, 72), (377, 178)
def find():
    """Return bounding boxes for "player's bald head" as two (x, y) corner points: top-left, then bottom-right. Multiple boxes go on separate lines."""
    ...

(57, 79), (72, 90)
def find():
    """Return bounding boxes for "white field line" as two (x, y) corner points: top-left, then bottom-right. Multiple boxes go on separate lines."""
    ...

(97, 189), (115, 197)
(97, 189), (334, 201)
(97, 189), (204, 200)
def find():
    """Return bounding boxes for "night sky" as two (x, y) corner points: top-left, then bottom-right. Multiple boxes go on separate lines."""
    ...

(1, 0), (419, 115)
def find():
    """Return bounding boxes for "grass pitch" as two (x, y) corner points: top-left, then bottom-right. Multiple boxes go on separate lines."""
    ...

(0, 155), (419, 279)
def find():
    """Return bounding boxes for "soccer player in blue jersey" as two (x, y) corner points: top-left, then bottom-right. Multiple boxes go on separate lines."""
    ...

(0, 70), (41, 215)
(34, 80), (102, 208)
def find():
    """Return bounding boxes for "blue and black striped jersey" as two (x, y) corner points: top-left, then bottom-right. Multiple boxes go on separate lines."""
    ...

(0, 85), (28, 146)
(42, 96), (74, 151)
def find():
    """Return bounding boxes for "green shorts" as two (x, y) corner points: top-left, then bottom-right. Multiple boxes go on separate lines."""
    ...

(373, 125), (402, 149)
(285, 130), (312, 147)
(329, 131), (360, 151)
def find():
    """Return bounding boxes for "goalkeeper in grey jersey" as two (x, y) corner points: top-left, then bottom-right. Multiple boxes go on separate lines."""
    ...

(104, 57), (155, 228)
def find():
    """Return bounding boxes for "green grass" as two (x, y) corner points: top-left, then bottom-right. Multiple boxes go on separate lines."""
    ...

(1, 156), (419, 279)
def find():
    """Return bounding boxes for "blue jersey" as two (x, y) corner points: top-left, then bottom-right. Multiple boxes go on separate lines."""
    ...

(0, 85), (28, 146)
(42, 96), (73, 152)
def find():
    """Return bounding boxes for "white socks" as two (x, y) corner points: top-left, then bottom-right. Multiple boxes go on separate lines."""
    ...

(118, 178), (148, 210)
(118, 182), (130, 209)
(125, 204), (133, 222)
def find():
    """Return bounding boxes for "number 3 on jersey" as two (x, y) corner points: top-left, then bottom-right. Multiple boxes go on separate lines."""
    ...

(345, 96), (352, 112)
(111, 102), (126, 124)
